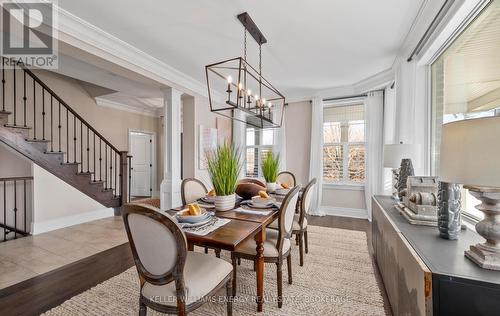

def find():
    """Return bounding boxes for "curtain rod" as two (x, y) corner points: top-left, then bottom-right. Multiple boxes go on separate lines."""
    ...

(322, 94), (367, 102)
(407, 0), (455, 62)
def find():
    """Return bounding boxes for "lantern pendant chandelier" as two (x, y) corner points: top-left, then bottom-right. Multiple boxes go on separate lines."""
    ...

(205, 12), (285, 129)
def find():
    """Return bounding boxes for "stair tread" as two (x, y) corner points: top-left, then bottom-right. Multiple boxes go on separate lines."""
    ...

(4, 124), (31, 129)
(90, 180), (105, 185)
(78, 171), (94, 175)
(0, 110), (12, 115)
(44, 151), (65, 154)
(26, 138), (51, 143)
(61, 162), (79, 165)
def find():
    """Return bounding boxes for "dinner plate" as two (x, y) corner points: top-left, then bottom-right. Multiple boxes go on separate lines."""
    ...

(200, 196), (215, 203)
(176, 209), (210, 223)
(274, 188), (290, 195)
(247, 201), (275, 209)
(179, 216), (213, 228)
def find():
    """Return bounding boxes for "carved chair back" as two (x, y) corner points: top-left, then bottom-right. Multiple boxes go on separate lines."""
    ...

(298, 178), (317, 229)
(277, 171), (296, 187)
(276, 185), (300, 253)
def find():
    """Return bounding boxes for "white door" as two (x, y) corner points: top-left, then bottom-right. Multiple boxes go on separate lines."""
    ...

(130, 132), (152, 197)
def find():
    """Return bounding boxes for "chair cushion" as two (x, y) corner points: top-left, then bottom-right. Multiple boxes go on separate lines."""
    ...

(141, 252), (232, 306)
(268, 215), (307, 231)
(234, 229), (290, 257)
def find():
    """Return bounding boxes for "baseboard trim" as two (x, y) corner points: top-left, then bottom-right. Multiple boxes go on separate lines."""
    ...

(320, 206), (368, 219)
(32, 208), (115, 234)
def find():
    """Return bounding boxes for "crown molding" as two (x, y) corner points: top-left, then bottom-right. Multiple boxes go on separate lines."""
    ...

(95, 97), (161, 118)
(354, 67), (395, 93)
(54, 6), (210, 98)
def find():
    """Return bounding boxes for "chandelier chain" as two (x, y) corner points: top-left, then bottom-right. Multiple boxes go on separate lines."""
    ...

(244, 28), (247, 61)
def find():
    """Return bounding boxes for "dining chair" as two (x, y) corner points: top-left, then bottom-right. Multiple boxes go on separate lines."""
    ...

(276, 171), (296, 187)
(122, 203), (233, 316)
(180, 178), (221, 257)
(181, 178), (208, 205)
(231, 185), (300, 308)
(269, 178), (316, 266)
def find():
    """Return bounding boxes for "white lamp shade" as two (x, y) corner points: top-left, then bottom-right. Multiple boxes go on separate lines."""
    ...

(383, 144), (422, 168)
(439, 116), (500, 188)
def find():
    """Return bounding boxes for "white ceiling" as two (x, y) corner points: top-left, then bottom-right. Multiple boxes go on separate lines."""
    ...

(58, 0), (425, 99)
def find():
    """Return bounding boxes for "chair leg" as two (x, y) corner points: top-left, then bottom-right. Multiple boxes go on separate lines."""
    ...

(205, 247), (208, 254)
(226, 278), (233, 316)
(215, 249), (221, 258)
(295, 233), (300, 246)
(253, 260), (257, 272)
(304, 230), (309, 254)
(237, 258), (241, 265)
(276, 261), (283, 308)
(298, 232), (304, 267)
(231, 254), (237, 297)
(139, 299), (147, 316)
(287, 253), (293, 285)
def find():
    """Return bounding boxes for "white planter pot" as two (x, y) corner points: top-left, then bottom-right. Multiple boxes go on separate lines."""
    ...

(266, 182), (277, 192)
(214, 194), (236, 212)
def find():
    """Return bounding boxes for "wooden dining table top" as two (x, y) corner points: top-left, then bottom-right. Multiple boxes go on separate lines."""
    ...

(166, 206), (279, 251)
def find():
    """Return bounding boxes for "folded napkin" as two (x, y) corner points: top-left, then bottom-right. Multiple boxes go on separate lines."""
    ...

(234, 207), (273, 216)
(180, 217), (230, 236)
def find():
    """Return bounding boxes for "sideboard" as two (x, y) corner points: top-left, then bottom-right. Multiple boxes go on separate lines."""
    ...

(372, 195), (500, 316)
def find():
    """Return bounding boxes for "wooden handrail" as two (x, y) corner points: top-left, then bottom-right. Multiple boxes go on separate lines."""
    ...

(0, 176), (34, 181)
(19, 63), (121, 154)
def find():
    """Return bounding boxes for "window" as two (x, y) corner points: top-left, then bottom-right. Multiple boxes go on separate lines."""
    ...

(245, 127), (274, 178)
(431, 0), (500, 221)
(323, 104), (365, 184)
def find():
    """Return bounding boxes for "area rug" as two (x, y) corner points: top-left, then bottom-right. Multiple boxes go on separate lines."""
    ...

(43, 226), (387, 315)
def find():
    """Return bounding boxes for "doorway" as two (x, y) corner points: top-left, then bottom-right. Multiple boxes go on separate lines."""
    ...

(129, 131), (155, 198)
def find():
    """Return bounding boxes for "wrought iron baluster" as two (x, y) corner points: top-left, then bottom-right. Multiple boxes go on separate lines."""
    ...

(50, 96), (53, 152)
(87, 126), (90, 173)
(80, 121), (83, 172)
(33, 80), (36, 139)
(93, 132), (96, 182)
(110, 151), (113, 195)
(99, 138), (102, 182)
(1, 58), (5, 112)
(13, 180), (17, 239)
(73, 115), (76, 162)
(42, 89), (45, 140)
(13, 63), (16, 125)
(23, 71), (26, 127)
(66, 109), (69, 163)
(3, 181), (5, 241)
(23, 179), (26, 232)
(128, 155), (132, 203)
(115, 152), (118, 197)
(105, 145), (108, 189)
(58, 101), (61, 152)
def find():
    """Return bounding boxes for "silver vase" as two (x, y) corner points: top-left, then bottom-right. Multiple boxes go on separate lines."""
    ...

(437, 182), (462, 240)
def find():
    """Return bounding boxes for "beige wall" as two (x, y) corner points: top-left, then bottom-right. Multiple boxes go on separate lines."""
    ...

(285, 101), (312, 185)
(0, 143), (32, 177)
(285, 101), (367, 211)
(32, 70), (163, 191)
(180, 95), (232, 187)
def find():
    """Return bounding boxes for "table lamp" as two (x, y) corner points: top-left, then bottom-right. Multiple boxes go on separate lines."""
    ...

(439, 116), (500, 270)
(384, 143), (421, 200)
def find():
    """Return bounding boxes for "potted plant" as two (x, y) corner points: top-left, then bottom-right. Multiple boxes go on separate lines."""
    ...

(206, 142), (241, 211)
(262, 152), (280, 192)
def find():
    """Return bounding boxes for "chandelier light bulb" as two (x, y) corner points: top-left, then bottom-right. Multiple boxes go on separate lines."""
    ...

(254, 95), (260, 101)
(268, 102), (272, 108)
(261, 98), (266, 104)
(227, 76), (232, 83)
(238, 82), (243, 90)
(247, 89), (252, 95)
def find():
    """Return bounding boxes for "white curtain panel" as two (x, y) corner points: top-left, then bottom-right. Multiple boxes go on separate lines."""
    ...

(308, 97), (325, 216)
(364, 91), (384, 221)
(273, 106), (287, 171)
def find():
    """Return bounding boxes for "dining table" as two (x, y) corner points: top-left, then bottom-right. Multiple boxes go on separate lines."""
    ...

(168, 198), (283, 312)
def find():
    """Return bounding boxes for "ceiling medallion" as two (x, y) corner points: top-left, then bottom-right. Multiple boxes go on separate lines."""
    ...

(205, 12), (285, 129)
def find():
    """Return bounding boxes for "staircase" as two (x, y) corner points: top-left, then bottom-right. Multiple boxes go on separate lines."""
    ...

(0, 58), (128, 208)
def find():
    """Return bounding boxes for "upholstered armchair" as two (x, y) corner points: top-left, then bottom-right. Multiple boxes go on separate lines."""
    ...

(231, 186), (300, 308)
(122, 204), (233, 316)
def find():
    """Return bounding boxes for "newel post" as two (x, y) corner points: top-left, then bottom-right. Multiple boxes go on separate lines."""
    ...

(120, 151), (129, 206)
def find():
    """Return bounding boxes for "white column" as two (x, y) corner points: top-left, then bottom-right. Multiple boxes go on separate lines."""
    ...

(160, 87), (183, 209)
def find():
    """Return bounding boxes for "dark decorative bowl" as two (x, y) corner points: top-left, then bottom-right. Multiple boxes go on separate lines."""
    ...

(236, 182), (266, 200)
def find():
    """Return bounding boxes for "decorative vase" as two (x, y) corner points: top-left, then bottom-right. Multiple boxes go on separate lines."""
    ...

(397, 159), (414, 200)
(214, 194), (236, 212)
(266, 182), (277, 192)
(437, 182), (462, 240)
